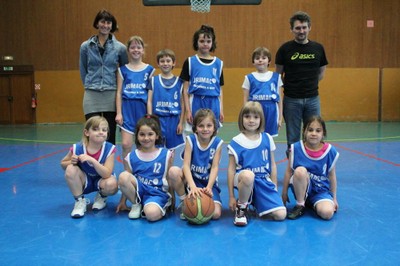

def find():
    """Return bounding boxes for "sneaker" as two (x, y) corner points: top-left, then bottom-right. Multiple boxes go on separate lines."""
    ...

(71, 197), (89, 218)
(234, 205), (248, 226)
(287, 205), (306, 220)
(128, 204), (142, 219)
(177, 201), (186, 220)
(92, 192), (107, 211)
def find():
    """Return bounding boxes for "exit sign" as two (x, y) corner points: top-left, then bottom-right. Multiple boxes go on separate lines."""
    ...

(3, 66), (13, 71)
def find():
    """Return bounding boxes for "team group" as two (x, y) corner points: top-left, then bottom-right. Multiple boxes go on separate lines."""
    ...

(61, 9), (339, 226)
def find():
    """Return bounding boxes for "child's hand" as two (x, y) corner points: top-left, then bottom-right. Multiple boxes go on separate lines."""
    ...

(281, 192), (290, 206)
(188, 186), (202, 199)
(116, 201), (130, 213)
(115, 114), (123, 126)
(201, 187), (213, 198)
(228, 196), (237, 212)
(78, 154), (94, 164)
(70, 154), (79, 165)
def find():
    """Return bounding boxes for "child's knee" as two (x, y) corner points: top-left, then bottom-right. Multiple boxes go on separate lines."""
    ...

(239, 170), (255, 186)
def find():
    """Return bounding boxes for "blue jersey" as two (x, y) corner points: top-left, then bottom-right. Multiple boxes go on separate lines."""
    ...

(291, 141), (339, 190)
(150, 75), (183, 116)
(227, 132), (275, 180)
(119, 64), (155, 102)
(188, 55), (223, 97)
(127, 148), (170, 193)
(187, 134), (223, 181)
(247, 72), (280, 103)
(73, 141), (115, 178)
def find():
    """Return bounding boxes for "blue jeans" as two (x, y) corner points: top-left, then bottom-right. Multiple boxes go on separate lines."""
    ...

(283, 95), (320, 149)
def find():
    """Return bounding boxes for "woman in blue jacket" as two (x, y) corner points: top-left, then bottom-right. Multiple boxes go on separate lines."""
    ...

(79, 9), (128, 144)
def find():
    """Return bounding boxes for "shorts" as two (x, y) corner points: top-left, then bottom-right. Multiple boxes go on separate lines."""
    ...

(135, 176), (172, 217)
(234, 172), (285, 216)
(158, 115), (185, 150)
(289, 176), (334, 208)
(119, 99), (147, 134)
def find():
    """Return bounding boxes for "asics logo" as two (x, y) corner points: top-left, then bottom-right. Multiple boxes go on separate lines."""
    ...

(291, 52), (315, 60)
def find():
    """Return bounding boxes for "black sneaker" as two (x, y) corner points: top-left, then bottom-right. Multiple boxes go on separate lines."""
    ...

(287, 205), (305, 220)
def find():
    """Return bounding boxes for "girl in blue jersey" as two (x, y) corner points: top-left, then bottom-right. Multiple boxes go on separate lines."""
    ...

(282, 115), (339, 220)
(147, 49), (185, 150)
(168, 109), (223, 220)
(116, 115), (173, 222)
(180, 24), (224, 131)
(242, 47), (283, 137)
(227, 101), (286, 226)
(61, 116), (118, 218)
(116, 36), (155, 169)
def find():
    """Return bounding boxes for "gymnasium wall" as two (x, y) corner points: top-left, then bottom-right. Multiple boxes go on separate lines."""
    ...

(1, 0), (400, 122)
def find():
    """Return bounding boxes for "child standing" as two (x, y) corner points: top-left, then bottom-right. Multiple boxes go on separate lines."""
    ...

(116, 36), (155, 169)
(242, 47), (283, 137)
(61, 116), (118, 218)
(227, 101), (286, 226)
(116, 115), (173, 222)
(180, 24), (224, 130)
(147, 49), (185, 150)
(282, 115), (339, 220)
(168, 109), (223, 220)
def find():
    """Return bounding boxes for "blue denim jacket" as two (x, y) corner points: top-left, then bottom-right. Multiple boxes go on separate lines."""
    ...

(79, 34), (128, 91)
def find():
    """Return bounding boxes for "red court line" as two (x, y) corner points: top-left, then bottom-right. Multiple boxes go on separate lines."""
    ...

(332, 143), (399, 167)
(0, 148), (69, 173)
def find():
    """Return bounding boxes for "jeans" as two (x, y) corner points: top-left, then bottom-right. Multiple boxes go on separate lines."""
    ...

(283, 95), (320, 149)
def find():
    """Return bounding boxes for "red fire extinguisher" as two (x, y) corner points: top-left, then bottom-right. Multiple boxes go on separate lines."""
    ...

(31, 94), (37, 109)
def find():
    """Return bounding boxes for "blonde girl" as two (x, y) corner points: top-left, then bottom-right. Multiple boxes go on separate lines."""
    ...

(61, 116), (118, 218)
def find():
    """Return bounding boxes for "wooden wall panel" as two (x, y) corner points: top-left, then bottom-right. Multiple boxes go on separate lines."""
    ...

(381, 69), (400, 121)
(1, 0), (400, 70)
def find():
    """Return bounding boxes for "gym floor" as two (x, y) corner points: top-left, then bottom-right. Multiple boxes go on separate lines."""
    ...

(1, 122), (399, 265)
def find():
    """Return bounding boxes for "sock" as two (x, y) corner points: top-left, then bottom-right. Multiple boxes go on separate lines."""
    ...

(179, 194), (187, 201)
(237, 201), (248, 209)
(296, 201), (305, 207)
(74, 195), (84, 201)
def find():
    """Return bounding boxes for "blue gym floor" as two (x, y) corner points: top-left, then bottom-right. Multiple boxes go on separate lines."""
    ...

(1, 122), (399, 265)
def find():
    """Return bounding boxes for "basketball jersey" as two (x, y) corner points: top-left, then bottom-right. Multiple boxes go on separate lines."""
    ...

(291, 141), (339, 189)
(247, 72), (280, 103)
(119, 64), (155, 102)
(73, 142), (115, 178)
(187, 134), (223, 181)
(127, 148), (170, 192)
(188, 55), (223, 97)
(227, 132), (275, 180)
(150, 75), (183, 116)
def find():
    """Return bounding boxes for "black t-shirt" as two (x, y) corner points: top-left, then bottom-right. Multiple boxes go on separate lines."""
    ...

(275, 40), (328, 98)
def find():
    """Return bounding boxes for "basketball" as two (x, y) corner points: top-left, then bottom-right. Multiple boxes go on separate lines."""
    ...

(183, 192), (215, 224)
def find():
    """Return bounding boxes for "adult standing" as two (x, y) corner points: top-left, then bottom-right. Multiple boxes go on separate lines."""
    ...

(79, 9), (128, 145)
(275, 11), (328, 157)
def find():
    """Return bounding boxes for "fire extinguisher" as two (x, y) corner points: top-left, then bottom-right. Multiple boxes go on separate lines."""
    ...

(31, 94), (37, 109)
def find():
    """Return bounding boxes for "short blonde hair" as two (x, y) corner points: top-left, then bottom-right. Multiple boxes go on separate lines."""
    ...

(82, 116), (109, 145)
(238, 101), (265, 133)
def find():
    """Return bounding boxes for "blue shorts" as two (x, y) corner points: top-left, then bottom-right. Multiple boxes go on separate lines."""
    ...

(191, 95), (221, 127)
(136, 177), (172, 216)
(290, 179), (334, 208)
(158, 115), (184, 149)
(82, 174), (101, 194)
(120, 99), (147, 134)
(192, 177), (222, 205)
(251, 176), (285, 216)
(260, 101), (279, 137)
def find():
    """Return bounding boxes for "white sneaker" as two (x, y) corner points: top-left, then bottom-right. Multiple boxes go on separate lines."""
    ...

(71, 198), (89, 218)
(92, 192), (107, 211)
(128, 204), (142, 219)
(177, 201), (186, 220)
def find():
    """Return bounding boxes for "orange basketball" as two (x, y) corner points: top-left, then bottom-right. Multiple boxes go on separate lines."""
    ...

(183, 192), (215, 224)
